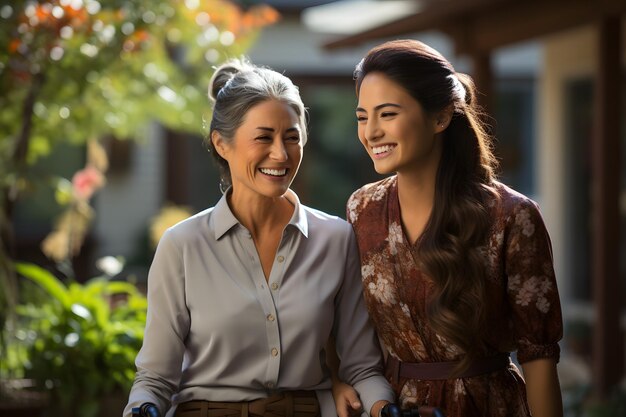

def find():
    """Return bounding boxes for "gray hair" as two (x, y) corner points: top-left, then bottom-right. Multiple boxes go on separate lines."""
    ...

(207, 58), (307, 191)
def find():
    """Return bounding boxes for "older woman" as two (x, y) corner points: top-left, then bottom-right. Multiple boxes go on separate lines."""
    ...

(123, 58), (394, 417)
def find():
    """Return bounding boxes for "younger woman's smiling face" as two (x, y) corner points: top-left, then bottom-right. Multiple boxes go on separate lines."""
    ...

(356, 72), (444, 176)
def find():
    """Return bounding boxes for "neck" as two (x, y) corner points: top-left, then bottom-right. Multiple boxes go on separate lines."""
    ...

(393, 131), (442, 246)
(228, 188), (294, 237)
(396, 146), (440, 213)
(397, 170), (436, 212)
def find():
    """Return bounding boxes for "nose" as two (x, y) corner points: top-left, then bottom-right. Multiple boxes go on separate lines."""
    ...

(270, 138), (288, 161)
(364, 118), (383, 142)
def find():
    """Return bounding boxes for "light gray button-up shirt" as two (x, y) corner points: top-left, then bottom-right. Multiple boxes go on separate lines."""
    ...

(124, 190), (394, 417)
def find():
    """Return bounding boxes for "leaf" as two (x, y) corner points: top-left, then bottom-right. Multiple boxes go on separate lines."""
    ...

(69, 280), (109, 328)
(15, 263), (71, 308)
(102, 281), (140, 296)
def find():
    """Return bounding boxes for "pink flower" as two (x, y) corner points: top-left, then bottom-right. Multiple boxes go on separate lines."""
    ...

(72, 166), (105, 200)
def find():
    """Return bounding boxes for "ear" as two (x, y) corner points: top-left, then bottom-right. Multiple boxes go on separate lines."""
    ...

(433, 104), (454, 134)
(211, 131), (229, 160)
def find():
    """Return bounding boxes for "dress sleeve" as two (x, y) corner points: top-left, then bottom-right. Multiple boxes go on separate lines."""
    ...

(504, 198), (563, 364)
(333, 226), (395, 415)
(123, 228), (190, 417)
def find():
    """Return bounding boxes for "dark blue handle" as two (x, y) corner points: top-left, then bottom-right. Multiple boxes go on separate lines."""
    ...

(132, 403), (161, 417)
(381, 404), (446, 417)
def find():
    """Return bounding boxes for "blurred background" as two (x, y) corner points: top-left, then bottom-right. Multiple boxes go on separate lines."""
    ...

(0, 0), (624, 416)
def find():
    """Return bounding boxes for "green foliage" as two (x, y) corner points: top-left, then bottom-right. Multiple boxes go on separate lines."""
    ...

(0, 0), (277, 382)
(0, 0), (277, 164)
(8, 262), (148, 417)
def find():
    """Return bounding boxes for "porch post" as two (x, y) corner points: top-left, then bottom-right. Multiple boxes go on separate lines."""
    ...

(591, 14), (622, 398)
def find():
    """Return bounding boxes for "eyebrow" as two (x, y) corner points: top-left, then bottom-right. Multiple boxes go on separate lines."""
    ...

(355, 103), (402, 113)
(256, 126), (300, 133)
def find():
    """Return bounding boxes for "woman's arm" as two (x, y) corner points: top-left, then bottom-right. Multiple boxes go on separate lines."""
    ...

(522, 358), (563, 417)
(502, 198), (564, 417)
(124, 229), (189, 416)
(326, 338), (364, 417)
(332, 228), (395, 416)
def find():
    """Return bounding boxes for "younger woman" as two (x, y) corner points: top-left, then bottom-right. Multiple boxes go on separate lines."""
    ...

(343, 40), (563, 417)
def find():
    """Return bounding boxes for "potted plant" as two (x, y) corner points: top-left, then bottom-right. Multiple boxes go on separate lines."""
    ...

(8, 261), (148, 417)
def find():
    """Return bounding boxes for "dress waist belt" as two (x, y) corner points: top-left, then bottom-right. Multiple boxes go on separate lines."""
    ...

(385, 353), (511, 383)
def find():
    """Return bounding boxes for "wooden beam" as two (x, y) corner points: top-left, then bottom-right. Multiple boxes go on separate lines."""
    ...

(323, 0), (510, 49)
(325, 0), (626, 52)
(591, 14), (622, 398)
(465, 0), (612, 53)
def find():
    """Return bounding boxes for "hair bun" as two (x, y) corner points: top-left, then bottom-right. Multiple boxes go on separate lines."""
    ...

(208, 58), (252, 102)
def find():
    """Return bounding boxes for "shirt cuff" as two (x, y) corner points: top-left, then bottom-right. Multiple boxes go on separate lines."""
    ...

(353, 375), (395, 417)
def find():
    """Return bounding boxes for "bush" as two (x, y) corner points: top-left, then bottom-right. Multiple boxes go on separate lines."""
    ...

(9, 262), (147, 417)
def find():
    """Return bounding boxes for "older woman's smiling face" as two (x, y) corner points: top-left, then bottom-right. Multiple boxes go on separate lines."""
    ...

(212, 99), (303, 200)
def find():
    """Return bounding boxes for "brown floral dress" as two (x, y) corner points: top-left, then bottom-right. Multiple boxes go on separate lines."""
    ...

(347, 176), (563, 417)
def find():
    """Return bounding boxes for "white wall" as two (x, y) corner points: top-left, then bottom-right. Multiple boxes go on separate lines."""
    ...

(537, 25), (597, 316)
(538, 19), (626, 324)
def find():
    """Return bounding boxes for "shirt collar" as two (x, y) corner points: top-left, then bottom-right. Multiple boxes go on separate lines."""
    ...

(211, 188), (309, 240)
(284, 189), (309, 238)
(212, 191), (240, 240)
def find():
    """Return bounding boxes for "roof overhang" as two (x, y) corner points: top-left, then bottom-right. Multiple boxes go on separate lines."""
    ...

(313, 0), (626, 53)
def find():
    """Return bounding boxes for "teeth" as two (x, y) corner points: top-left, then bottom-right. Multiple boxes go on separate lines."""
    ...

(372, 145), (395, 155)
(260, 168), (287, 176)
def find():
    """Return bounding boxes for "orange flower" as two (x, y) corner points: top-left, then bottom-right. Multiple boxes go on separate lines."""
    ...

(65, 5), (89, 28)
(242, 5), (280, 29)
(133, 29), (150, 42)
(8, 39), (21, 54)
(34, 5), (52, 24)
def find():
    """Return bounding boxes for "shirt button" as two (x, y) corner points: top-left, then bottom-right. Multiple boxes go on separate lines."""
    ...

(277, 255), (285, 263)
(267, 314), (275, 322)
(271, 282), (279, 290)
(271, 348), (279, 357)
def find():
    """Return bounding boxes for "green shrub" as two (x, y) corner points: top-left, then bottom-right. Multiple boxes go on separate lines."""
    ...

(10, 262), (147, 417)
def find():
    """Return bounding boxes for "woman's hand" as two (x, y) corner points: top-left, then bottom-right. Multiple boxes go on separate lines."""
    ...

(332, 379), (363, 417)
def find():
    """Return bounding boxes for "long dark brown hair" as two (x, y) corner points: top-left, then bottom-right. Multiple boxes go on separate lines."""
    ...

(354, 39), (499, 373)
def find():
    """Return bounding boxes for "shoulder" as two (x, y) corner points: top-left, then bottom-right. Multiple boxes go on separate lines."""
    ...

(349, 175), (395, 202)
(347, 175), (395, 223)
(159, 207), (214, 245)
(301, 204), (352, 237)
(491, 182), (549, 239)
(493, 182), (541, 217)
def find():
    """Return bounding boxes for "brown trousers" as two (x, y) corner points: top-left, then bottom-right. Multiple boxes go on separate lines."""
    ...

(174, 391), (320, 417)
